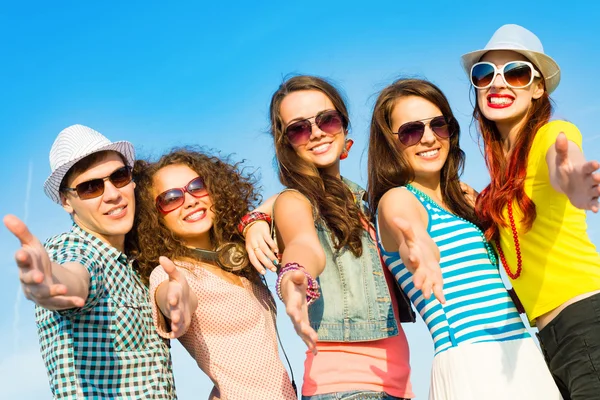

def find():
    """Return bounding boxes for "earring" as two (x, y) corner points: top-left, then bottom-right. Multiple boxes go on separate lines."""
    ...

(340, 139), (354, 160)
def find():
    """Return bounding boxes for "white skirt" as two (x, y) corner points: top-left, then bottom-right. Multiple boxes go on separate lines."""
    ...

(429, 338), (562, 400)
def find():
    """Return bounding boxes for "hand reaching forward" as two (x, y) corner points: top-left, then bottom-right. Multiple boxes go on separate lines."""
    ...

(245, 220), (279, 275)
(4, 214), (86, 310)
(280, 269), (318, 354)
(555, 132), (600, 212)
(393, 217), (445, 304)
(159, 256), (197, 339)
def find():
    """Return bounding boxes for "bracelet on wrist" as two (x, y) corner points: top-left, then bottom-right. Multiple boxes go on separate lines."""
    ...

(275, 262), (320, 305)
(237, 211), (272, 236)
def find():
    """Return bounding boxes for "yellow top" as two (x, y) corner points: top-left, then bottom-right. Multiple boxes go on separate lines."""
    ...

(498, 120), (600, 325)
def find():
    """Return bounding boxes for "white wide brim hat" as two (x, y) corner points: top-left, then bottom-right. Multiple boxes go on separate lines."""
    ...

(43, 124), (135, 204)
(461, 24), (561, 94)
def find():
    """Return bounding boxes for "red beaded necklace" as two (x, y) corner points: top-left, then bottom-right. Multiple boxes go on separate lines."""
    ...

(495, 200), (523, 279)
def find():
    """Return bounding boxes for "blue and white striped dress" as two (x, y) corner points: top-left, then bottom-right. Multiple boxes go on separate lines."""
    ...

(377, 185), (561, 400)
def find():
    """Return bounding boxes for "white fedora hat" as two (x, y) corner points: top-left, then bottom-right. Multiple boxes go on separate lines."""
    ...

(43, 124), (135, 204)
(461, 24), (561, 94)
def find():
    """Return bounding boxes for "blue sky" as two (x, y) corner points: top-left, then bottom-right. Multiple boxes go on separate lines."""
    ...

(1, 1), (599, 398)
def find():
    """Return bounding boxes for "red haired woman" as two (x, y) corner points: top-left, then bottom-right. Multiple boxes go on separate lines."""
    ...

(463, 24), (600, 399)
(368, 77), (561, 399)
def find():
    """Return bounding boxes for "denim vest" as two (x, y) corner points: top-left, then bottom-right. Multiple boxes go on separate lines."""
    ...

(278, 178), (415, 342)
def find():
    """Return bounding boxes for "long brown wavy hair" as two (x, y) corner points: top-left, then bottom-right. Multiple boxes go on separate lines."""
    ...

(474, 65), (552, 242)
(126, 147), (261, 284)
(368, 78), (479, 225)
(269, 75), (366, 257)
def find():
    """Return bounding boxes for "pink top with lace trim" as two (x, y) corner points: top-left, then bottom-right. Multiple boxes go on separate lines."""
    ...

(150, 260), (296, 400)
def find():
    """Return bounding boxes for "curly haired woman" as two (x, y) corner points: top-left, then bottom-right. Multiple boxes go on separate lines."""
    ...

(127, 148), (296, 400)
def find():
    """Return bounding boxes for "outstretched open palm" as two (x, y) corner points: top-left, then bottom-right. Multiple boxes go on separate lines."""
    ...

(555, 133), (600, 212)
(159, 256), (195, 339)
(280, 269), (318, 354)
(4, 214), (85, 309)
(393, 217), (445, 304)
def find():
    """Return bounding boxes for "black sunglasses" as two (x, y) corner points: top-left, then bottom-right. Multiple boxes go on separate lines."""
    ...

(61, 166), (133, 200)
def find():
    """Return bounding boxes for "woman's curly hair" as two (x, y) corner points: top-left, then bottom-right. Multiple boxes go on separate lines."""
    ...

(126, 147), (261, 285)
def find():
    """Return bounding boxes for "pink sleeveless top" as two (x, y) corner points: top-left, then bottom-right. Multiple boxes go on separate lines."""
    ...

(150, 261), (297, 400)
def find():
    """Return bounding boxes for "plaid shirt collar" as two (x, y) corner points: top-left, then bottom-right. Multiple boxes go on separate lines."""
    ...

(70, 223), (129, 265)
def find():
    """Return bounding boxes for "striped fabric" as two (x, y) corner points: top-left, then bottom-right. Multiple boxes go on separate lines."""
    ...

(377, 185), (529, 355)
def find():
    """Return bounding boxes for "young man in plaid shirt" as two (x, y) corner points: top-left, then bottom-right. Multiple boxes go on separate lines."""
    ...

(4, 124), (176, 399)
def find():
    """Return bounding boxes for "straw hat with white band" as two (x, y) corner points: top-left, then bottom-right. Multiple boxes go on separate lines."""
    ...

(43, 124), (135, 204)
(461, 24), (561, 94)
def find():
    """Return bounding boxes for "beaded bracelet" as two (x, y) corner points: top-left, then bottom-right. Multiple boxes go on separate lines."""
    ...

(237, 211), (272, 236)
(275, 262), (320, 306)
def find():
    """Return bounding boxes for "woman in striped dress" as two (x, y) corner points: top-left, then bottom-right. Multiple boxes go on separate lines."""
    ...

(367, 78), (561, 399)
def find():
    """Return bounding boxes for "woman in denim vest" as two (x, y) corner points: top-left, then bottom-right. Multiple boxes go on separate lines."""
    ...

(258, 75), (444, 400)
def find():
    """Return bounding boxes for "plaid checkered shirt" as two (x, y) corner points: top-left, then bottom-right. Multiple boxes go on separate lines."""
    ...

(36, 224), (176, 399)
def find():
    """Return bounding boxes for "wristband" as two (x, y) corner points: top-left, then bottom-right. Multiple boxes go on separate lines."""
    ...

(275, 262), (320, 306)
(237, 211), (272, 236)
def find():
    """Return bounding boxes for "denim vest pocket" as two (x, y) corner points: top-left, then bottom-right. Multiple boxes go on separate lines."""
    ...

(309, 219), (399, 342)
(280, 178), (405, 342)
